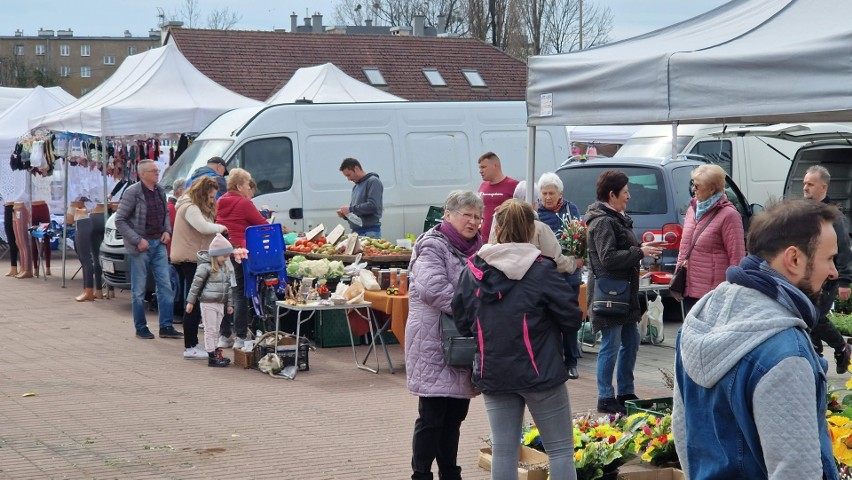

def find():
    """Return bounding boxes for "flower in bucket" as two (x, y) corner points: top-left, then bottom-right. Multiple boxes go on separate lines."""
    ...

(557, 214), (588, 259)
(625, 413), (678, 466)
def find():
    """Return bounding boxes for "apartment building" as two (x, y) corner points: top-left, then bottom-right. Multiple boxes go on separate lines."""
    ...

(0, 28), (160, 96)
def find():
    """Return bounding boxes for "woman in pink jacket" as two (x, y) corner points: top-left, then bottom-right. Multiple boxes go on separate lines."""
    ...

(675, 164), (746, 314)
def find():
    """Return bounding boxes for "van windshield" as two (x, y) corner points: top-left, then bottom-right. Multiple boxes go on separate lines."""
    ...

(615, 136), (692, 158)
(161, 139), (233, 193)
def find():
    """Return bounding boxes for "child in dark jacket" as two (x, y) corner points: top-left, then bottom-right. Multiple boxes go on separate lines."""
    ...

(452, 199), (583, 480)
(186, 234), (234, 367)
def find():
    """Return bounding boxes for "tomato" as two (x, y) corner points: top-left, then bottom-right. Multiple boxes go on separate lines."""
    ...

(295, 239), (306, 247)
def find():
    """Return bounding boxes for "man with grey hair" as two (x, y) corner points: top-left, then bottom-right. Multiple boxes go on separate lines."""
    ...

(803, 164), (852, 373)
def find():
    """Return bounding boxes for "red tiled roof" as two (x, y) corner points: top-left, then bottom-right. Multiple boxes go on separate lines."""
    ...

(167, 29), (527, 102)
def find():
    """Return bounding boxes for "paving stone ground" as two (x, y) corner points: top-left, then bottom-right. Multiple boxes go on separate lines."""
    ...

(1, 255), (845, 479)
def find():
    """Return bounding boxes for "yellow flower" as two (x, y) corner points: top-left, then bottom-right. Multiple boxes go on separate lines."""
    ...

(523, 427), (540, 445)
(845, 375), (852, 390)
(829, 415), (852, 427)
(575, 450), (583, 462)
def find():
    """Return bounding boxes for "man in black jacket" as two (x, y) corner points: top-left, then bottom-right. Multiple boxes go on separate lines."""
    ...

(803, 165), (852, 373)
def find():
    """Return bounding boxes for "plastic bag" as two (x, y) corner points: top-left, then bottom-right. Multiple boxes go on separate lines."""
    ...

(343, 278), (365, 304)
(639, 295), (665, 344)
(359, 269), (381, 291)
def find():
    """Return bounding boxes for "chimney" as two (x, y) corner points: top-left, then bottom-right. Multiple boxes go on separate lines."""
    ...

(312, 13), (322, 33)
(304, 16), (312, 28)
(38, 28), (55, 37)
(390, 26), (412, 36)
(14, 29), (22, 37)
(290, 12), (298, 32)
(365, 18), (373, 28)
(57, 29), (73, 37)
(437, 15), (446, 34)
(413, 15), (425, 36)
(124, 30), (132, 38)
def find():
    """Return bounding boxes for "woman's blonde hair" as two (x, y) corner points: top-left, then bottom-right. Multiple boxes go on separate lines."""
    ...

(493, 199), (535, 244)
(692, 164), (726, 194)
(185, 176), (218, 220)
(226, 167), (251, 192)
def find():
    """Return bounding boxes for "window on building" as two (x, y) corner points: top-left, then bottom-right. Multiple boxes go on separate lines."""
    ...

(80, 44), (90, 57)
(35, 44), (45, 56)
(81, 88), (89, 96)
(59, 44), (70, 56)
(103, 55), (115, 65)
(422, 69), (447, 87)
(81, 66), (91, 78)
(128, 45), (137, 55)
(462, 70), (486, 87)
(14, 45), (24, 56)
(362, 68), (387, 86)
(59, 66), (70, 77)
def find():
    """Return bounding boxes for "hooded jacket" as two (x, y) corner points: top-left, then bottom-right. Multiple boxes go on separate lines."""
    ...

(675, 195), (745, 299)
(452, 243), (583, 394)
(672, 282), (837, 480)
(584, 202), (644, 329)
(404, 227), (477, 399)
(348, 172), (383, 229)
(186, 251), (234, 308)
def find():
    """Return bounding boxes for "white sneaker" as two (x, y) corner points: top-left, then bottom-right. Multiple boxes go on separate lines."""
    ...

(216, 335), (234, 348)
(194, 345), (209, 356)
(183, 347), (207, 360)
(233, 337), (246, 350)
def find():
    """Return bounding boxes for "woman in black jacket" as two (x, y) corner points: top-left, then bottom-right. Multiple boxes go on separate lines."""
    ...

(453, 199), (582, 480)
(585, 170), (662, 414)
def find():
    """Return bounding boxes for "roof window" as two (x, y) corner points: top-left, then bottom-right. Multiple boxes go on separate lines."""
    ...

(423, 69), (447, 87)
(363, 68), (387, 86)
(462, 70), (486, 87)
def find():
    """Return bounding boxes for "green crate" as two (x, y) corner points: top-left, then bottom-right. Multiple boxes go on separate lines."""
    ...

(314, 310), (361, 348)
(624, 397), (673, 418)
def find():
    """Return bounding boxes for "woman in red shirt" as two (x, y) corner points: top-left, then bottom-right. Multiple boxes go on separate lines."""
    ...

(215, 168), (268, 349)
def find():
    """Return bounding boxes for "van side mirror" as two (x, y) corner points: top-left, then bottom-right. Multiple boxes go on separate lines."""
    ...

(750, 203), (764, 215)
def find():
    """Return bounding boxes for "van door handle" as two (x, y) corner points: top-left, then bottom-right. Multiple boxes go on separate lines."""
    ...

(289, 208), (303, 219)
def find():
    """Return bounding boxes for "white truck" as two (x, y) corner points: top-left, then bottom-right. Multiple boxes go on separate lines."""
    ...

(100, 101), (570, 288)
(615, 124), (800, 207)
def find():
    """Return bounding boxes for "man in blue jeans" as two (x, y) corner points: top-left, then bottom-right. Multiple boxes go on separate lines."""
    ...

(115, 160), (183, 340)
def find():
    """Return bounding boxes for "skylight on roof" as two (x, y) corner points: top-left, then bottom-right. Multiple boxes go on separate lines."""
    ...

(462, 70), (486, 88)
(363, 68), (387, 86)
(423, 69), (447, 87)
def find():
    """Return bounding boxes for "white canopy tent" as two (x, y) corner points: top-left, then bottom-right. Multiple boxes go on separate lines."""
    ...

(29, 43), (262, 136)
(566, 125), (640, 145)
(266, 63), (406, 104)
(0, 86), (73, 115)
(523, 0), (852, 199)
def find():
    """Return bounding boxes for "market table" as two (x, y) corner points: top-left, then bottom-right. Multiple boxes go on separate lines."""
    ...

(363, 290), (409, 351)
(274, 300), (394, 376)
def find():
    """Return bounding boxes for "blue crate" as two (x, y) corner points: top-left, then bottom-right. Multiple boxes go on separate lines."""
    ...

(244, 223), (286, 275)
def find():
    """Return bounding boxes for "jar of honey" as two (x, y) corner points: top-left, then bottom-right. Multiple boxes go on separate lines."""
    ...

(399, 269), (408, 295)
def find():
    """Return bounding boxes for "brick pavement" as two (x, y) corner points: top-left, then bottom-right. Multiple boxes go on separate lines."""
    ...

(2, 257), (844, 479)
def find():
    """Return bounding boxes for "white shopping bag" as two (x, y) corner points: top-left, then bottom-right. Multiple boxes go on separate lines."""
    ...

(639, 295), (665, 344)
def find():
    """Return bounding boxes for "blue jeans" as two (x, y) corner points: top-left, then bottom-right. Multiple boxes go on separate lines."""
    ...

(354, 227), (381, 239)
(129, 239), (174, 332)
(484, 384), (576, 480)
(596, 322), (640, 399)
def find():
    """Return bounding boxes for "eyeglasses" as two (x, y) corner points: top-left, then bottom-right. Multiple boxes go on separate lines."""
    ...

(453, 211), (483, 223)
(690, 179), (702, 190)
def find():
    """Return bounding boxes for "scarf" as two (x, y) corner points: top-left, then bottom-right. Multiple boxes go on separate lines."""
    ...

(541, 198), (564, 214)
(726, 255), (818, 329)
(435, 220), (483, 257)
(695, 192), (723, 221)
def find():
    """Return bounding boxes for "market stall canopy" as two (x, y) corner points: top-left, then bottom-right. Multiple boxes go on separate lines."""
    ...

(0, 86), (73, 114)
(565, 125), (640, 144)
(0, 86), (77, 203)
(266, 63), (406, 104)
(28, 43), (262, 136)
(527, 0), (852, 126)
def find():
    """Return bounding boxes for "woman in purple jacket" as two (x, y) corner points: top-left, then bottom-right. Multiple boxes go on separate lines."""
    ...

(405, 190), (484, 480)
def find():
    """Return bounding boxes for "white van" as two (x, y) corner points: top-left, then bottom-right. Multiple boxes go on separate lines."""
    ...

(615, 124), (799, 206)
(155, 101), (569, 241)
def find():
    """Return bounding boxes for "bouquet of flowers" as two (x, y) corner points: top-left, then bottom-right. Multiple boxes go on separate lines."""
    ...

(625, 413), (678, 466)
(557, 214), (588, 259)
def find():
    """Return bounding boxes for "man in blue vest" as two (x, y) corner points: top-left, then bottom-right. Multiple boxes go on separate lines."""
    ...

(673, 199), (840, 480)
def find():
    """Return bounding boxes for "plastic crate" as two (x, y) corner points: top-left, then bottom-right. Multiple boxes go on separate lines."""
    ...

(314, 310), (361, 348)
(625, 397), (673, 418)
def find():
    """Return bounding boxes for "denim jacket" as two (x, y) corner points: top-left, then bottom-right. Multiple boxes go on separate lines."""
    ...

(672, 282), (838, 480)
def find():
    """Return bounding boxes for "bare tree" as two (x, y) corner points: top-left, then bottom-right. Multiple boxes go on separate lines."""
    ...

(544, 0), (612, 53)
(207, 7), (242, 30)
(0, 55), (61, 87)
(334, 0), (467, 34)
(172, 0), (201, 28)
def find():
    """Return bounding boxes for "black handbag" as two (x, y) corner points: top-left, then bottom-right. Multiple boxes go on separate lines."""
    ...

(670, 207), (722, 297)
(441, 312), (476, 368)
(591, 276), (632, 316)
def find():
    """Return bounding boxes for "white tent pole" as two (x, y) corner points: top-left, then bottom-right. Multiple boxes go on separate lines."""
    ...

(526, 127), (537, 205)
(671, 121), (679, 159)
(102, 136), (108, 294)
(61, 153), (68, 287)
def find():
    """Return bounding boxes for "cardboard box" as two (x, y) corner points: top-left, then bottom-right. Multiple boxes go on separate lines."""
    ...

(233, 349), (255, 369)
(617, 467), (685, 480)
(478, 446), (549, 480)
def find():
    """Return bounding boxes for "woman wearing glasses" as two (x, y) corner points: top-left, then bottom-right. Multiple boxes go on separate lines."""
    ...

(405, 190), (484, 480)
(676, 164), (745, 314)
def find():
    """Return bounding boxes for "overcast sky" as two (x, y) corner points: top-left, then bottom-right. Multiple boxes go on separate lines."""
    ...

(0, 0), (730, 42)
